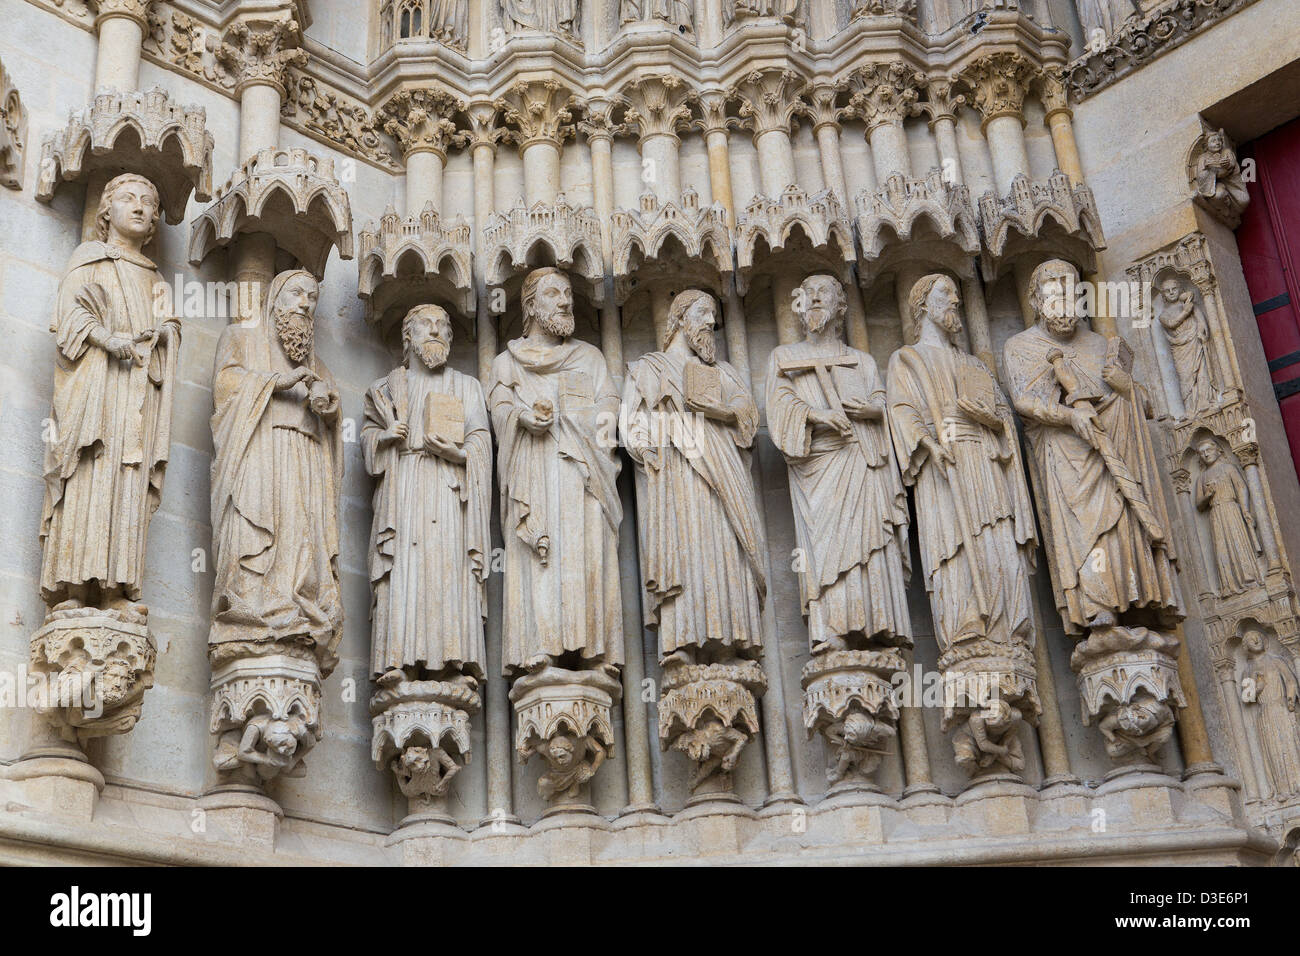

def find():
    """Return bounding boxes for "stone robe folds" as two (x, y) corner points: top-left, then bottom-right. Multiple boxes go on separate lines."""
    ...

(1196, 457), (1262, 595)
(1158, 298), (1217, 415)
(765, 341), (911, 651)
(209, 323), (344, 674)
(489, 339), (622, 673)
(41, 241), (179, 605)
(1004, 326), (1181, 634)
(886, 344), (1038, 654)
(363, 366), (491, 679)
(622, 353), (765, 658)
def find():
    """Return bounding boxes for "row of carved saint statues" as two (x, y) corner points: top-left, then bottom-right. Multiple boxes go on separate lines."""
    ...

(33, 172), (1191, 815)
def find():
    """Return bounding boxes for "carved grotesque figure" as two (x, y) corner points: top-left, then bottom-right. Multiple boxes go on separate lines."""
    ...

(1155, 276), (1218, 416)
(213, 711), (317, 785)
(1192, 128), (1250, 226)
(887, 274), (1040, 778)
(532, 731), (606, 803)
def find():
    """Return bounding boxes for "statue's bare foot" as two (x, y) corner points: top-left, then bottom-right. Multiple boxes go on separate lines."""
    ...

(661, 649), (694, 669)
(377, 667), (404, 687)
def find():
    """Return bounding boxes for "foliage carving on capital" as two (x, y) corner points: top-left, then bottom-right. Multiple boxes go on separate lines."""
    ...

(733, 69), (806, 139)
(845, 61), (924, 134)
(453, 101), (508, 153)
(689, 89), (742, 136)
(216, 15), (308, 97)
(381, 87), (464, 159)
(960, 52), (1036, 129)
(918, 76), (965, 126)
(1039, 67), (1071, 120)
(496, 80), (576, 150)
(576, 97), (629, 143)
(622, 75), (692, 143)
(88, 0), (152, 29)
(797, 83), (849, 134)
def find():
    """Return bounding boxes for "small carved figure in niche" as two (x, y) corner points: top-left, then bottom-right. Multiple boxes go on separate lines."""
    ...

(952, 699), (1025, 776)
(213, 712), (316, 783)
(1097, 692), (1175, 762)
(1155, 276), (1218, 416)
(533, 731), (607, 802)
(1194, 438), (1263, 595)
(672, 714), (747, 790)
(620, 0), (692, 32)
(1241, 627), (1300, 798)
(392, 744), (461, 800)
(722, 0), (802, 28)
(1075, 0), (1138, 39)
(500, 0), (580, 40)
(825, 710), (890, 783)
(1192, 128), (1250, 227)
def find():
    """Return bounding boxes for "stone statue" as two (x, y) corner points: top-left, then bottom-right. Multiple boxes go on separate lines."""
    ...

(722, 0), (802, 28)
(500, 0), (581, 39)
(1155, 276), (1218, 416)
(887, 274), (1041, 778)
(765, 274), (911, 788)
(429, 0), (469, 50)
(32, 172), (178, 742)
(1192, 128), (1250, 227)
(1240, 627), (1300, 798)
(620, 0), (693, 32)
(1194, 437), (1263, 596)
(489, 267), (622, 807)
(1004, 259), (1184, 765)
(1076, 0), (1139, 39)
(208, 269), (343, 786)
(362, 304), (491, 816)
(623, 288), (767, 794)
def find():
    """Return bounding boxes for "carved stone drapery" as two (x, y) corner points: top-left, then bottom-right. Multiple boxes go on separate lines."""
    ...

(36, 87), (213, 224)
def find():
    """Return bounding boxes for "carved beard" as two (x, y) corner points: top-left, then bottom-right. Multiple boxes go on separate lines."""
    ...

(417, 339), (449, 370)
(688, 324), (716, 364)
(275, 307), (314, 364)
(1043, 310), (1078, 338)
(804, 307), (834, 335)
(936, 305), (962, 339)
(537, 310), (574, 338)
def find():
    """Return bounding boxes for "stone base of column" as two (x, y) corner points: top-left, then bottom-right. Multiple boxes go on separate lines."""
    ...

(197, 786), (283, 847)
(9, 749), (104, 821)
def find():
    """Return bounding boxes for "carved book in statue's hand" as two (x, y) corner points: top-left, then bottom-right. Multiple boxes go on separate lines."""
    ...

(685, 361), (722, 407)
(958, 362), (997, 417)
(424, 391), (465, 445)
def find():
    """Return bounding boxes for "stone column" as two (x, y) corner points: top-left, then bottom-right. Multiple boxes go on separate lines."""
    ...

(922, 77), (967, 187)
(92, 0), (150, 92)
(962, 53), (1036, 195)
(499, 80), (574, 205)
(1041, 69), (1084, 186)
(462, 102), (505, 386)
(1173, 626), (1222, 776)
(848, 62), (923, 184)
(723, 280), (749, 384)
(623, 77), (690, 205)
(579, 99), (625, 381)
(803, 85), (849, 202)
(693, 90), (739, 227)
(380, 88), (462, 216)
(734, 70), (804, 198)
(1217, 669), (1266, 801)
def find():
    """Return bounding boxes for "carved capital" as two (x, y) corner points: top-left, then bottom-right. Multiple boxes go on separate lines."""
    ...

(690, 89), (742, 137)
(846, 61), (924, 135)
(577, 97), (628, 143)
(215, 15), (307, 98)
(918, 76), (965, 127)
(622, 75), (692, 144)
(733, 69), (806, 140)
(798, 83), (849, 134)
(454, 101), (508, 153)
(381, 87), (464, 160)
(88, 0), (152, 31)
(1040, 67), (1072, 121)
(960, 52), (1036, 130)
(496, 80), (576, 152)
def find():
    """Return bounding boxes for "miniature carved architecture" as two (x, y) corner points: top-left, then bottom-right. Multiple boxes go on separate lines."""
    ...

(5, 0), (1300, 865)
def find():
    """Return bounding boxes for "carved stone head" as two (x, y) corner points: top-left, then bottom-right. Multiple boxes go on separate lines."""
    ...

(1029, 258), (1083, 338)
(796, 273), (847, 338)
(267, 269), (319, 364)
(403, 303), (453, 370)
(665, 288), (717, 362)
(1242, 628), (1268, 657)
(907, 273), (962, 344)
(96, 173), (160, 247)
(1196, 437), (1222, 466)
(1159, 276), (1186, 304)
(521, 267), (574, 339)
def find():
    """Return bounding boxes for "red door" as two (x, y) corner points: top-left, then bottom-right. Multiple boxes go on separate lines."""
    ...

(1238, 119), (1300, 470)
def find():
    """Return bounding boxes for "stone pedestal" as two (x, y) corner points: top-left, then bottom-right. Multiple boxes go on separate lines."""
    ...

(660, 659), (766, 799)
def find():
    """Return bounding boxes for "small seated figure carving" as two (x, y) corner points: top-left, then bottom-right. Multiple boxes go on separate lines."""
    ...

(1098, 693), (1175, 761)
(214, 713), (316, 783)
(825, 710), (890, 783)
(953, 699), (1025, 776)
(392, 744), (460, 801)
(674, 714), (747, 791)
(535, 732), (606, 802)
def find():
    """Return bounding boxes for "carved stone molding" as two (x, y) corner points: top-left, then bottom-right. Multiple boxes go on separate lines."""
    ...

(1066, 0), (1265, 102)
(733, 68), (806, 139)
(801, 649), (903, 789)
(977, 171), (1105, 279)
(371, 679), (479, 818)
(496, 79), (575, 151)
(215, 13), (307, 97)
(845, 61), (924, 134)
(29, 608), (156, 746)
(380, 87), (463, 159)
(735, 185), (855, 294)
(209, 653), (322, 788)
(611, 188), (733, 302)
(482, 193), (603, 298)
(960, 52), (1036, 129)
(189, 147), (354, 278)
(282, 70), (398, 170)
(659, 659), (766, 797)
(621, 75), (692, 143)
(0, 57), (28, 190)
(855, 168), (980, 284)
(509, 666), (621, 807)
(358, 202), (475, 330)
(36, 87), (214, 223)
